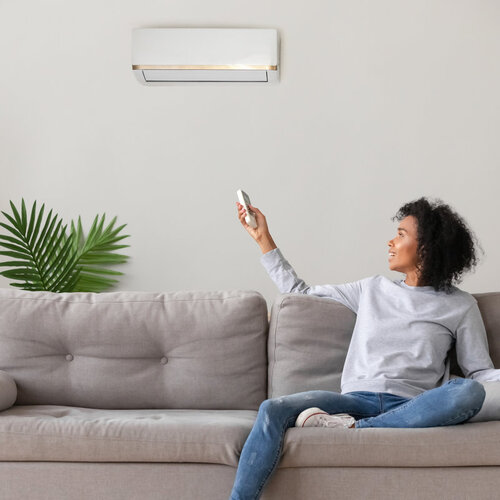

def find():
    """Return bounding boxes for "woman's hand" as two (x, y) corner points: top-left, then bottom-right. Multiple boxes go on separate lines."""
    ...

(236, 202), (276, 251)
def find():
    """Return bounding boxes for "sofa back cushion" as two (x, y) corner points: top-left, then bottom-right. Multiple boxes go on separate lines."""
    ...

(267, 294), (356, 398)
(0, 288), (268, 410)
(267, 291), (500, 398)
(448, 292), (500, 378)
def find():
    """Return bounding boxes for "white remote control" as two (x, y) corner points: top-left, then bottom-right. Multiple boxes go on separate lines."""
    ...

(236, 189), (258, 229)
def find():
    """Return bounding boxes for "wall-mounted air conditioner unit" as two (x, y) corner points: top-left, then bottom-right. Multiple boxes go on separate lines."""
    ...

(131, 28), (279, 85)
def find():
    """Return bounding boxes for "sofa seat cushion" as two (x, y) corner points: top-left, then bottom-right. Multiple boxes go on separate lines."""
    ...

(279, 421), (500, 468)
(0, 406), (257, 466)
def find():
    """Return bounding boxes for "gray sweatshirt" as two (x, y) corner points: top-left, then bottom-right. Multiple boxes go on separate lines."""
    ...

(261, 247), (500, 398)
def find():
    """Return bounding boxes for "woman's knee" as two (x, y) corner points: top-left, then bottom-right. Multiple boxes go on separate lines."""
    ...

(258, 397), (283, 416)
(258, 395), (302, 419)
(453, 378), (486, 408)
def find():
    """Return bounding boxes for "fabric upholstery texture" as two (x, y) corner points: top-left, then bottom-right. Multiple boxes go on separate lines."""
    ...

(0, 288), (268, 410)
(267, 294), (356, 397)
(279, 420), (500, 467)
(0, 370), (17, 411)
(0, 405), (256, 465)
(1, 463), (500, 500)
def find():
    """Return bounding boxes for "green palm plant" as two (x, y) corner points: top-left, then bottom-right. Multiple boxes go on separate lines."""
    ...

(0, 199), (130, 292)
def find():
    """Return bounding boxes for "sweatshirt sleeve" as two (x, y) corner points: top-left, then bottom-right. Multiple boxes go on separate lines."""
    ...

(260, 247), (364, 314)
(454, 300), (500, 381)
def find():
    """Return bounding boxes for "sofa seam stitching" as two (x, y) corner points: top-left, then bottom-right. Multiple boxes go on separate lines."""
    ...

(0, 429), (254, 444)
(0, 296), (250, 305)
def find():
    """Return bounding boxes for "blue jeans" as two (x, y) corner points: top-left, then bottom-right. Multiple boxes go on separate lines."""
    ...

(229, 377), (485, 500)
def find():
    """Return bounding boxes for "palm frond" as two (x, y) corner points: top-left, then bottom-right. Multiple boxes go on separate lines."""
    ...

(0, 199), (130, 292)
(71, 213), (130, 292)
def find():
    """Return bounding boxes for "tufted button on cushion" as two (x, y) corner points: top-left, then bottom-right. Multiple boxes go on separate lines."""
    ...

(65, 354), (73, 361)
(160, 357), (168, 365)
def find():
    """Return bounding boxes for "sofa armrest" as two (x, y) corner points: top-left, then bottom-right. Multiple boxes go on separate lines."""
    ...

(0, 370), (17, 411)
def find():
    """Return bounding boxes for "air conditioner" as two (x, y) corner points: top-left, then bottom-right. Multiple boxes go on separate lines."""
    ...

(131, 28), (279, 85)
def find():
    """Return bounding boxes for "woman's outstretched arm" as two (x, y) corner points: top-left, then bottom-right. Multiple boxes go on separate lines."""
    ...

(236, 201), (365, 313)
(260, 246), (366, 314)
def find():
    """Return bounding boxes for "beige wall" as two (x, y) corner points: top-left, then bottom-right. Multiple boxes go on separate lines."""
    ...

(0, 0), (499, 310)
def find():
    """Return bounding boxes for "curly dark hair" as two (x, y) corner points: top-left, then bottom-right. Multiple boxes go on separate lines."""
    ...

(391, 196), (484, 294)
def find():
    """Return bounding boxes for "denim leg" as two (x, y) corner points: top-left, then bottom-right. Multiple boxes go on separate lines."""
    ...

(356, 378), (486, 428)
(229, 390), (381, 500)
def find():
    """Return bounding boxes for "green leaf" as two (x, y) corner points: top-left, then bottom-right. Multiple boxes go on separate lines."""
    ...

(94, 213), (106, 240)
(26, 200), (37, 245)
(0, 234), (24, 245)
(82, 214), (100, 252)
(39, 219), (64, 271)
(0, 220), (24, 240)
(77, 217), (84, 248)
(9, 201), (24, 234)
(8, 282), (43, 289)
(0, 250), (33, 260)
(60, 268), (82, 292)
(0, 241), (30, 254)
(70, 219), (78, 255)
(20, 199), (28, 235)
(33, 209), (55, 258)
(0, 202), (130, 293)
(78, 274), (118, 286)
(79, 254), (127, 264)
(0, 260), (37, 268)
(48, 232), (74, 275)
(69, 216), (84, 256)
(93, 234), (131, 247)
(51, 256), (80, 292)
(100, 215), (117, 239)
(9, 282), (30, 288)
(1, 269), (40, 280)
(76, 266), (123, 276)
(46, 236), (77, 290)
(91, 244), (130, 252)
(106, 224), (128, 240)
(29, 203), (46, 249)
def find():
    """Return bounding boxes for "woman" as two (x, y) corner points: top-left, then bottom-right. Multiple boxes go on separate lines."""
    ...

(230, 196), (498, 500)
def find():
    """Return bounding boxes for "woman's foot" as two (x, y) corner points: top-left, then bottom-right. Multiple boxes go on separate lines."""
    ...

(295, 407), (356, 428)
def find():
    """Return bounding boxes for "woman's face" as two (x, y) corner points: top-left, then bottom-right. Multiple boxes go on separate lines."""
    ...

(387, 215), (420, 275)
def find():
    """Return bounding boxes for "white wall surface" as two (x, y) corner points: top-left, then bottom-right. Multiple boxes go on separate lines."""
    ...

(0, 0), (499, 311)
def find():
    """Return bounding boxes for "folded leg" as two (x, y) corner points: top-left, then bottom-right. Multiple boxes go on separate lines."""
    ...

(356, 378), (485, 428)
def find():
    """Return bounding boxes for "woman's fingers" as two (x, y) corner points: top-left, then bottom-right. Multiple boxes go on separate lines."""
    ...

(237, 203), (249, 217)
(237, 205), (249, 226)
(236, 202), (260, 234)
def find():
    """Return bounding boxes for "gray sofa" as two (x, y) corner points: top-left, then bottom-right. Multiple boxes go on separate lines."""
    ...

(0, 287), (499, 500)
